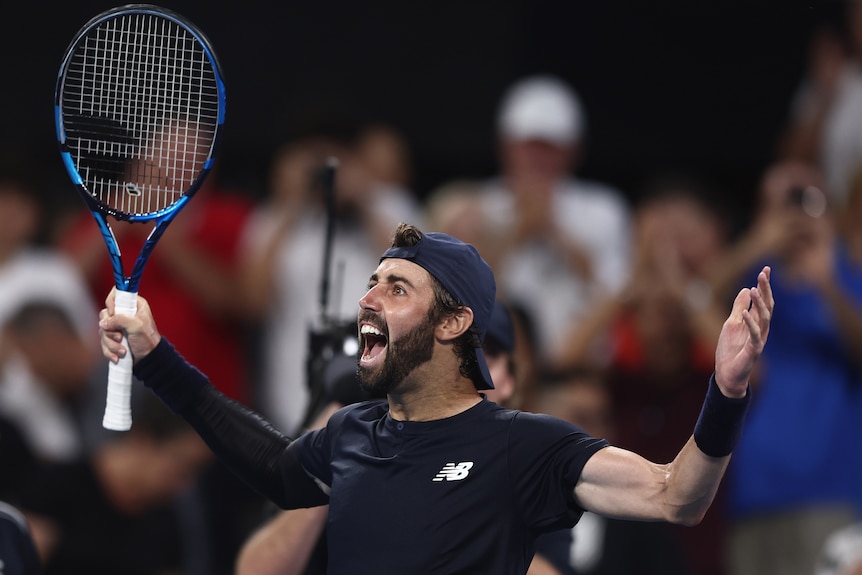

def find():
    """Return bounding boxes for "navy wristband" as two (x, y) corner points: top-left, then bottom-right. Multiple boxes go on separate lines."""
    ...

(693, 373), (750, 458)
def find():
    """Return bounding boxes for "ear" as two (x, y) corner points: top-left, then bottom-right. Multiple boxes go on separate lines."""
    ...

(436, 306), (474, 343)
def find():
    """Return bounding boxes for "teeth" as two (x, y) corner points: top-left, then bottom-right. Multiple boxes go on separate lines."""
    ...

(360, 325), (384, 337)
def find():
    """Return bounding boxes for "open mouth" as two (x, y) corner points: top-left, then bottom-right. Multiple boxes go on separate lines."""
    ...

(360, 323), (388, 364)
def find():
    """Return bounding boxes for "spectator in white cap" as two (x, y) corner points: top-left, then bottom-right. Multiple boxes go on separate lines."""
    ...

(451, 74), (634, 375)
(497, 75), (585, 148)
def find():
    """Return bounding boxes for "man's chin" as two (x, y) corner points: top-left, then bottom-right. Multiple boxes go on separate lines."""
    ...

(356, 365), (378, 392)
(358, 369), (386, 396)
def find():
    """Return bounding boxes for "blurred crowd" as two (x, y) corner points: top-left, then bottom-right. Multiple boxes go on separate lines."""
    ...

(2, 4), (862, 575)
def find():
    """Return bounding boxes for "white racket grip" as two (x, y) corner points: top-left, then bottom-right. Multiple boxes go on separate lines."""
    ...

(103, 289), (138, 431)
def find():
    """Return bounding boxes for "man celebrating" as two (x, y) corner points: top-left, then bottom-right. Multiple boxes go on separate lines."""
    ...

(99, 223), (773, 574)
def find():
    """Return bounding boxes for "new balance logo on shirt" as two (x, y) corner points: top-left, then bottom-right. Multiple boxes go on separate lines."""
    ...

(433, 461), (473, 481)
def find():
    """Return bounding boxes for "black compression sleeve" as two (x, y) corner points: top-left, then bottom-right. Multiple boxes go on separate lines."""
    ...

(133, 338), (297, 506)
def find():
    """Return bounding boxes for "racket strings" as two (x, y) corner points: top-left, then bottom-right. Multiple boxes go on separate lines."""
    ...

(61, 12), (219, 216)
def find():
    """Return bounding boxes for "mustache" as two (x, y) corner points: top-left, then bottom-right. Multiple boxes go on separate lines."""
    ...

(357, 310), (387, 333)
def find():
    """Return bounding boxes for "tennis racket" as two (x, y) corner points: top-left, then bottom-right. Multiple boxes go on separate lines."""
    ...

(55, 4), (226, 430)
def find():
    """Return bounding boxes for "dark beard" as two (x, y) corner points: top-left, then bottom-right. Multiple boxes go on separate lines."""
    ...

(358, 313), (437, 396)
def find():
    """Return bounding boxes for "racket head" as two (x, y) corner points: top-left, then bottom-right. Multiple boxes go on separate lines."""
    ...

(55, 4), (226, 223)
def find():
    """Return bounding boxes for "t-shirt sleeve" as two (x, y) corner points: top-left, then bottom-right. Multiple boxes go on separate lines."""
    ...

(293, 427), (331, 483)
(507, 411), (609, 532)
(274, 441), (331, 509)
(293, 405), (352, 488)
(292, 402), (373, 490)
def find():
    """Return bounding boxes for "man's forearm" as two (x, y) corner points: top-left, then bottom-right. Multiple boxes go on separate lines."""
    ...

(134, 338), (295, 504)
(235, 506), (329, 575)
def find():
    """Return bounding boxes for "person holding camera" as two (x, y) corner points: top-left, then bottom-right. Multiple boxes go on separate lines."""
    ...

(710, 160), (862, 575)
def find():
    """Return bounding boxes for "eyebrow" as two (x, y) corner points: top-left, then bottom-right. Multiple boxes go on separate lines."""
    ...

(368, 272), (416, 289)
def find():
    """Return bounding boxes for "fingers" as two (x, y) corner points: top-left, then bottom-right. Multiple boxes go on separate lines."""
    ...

(99, 304), (125, 363)
(736, 266), (773, 354)
(98, 305), (132, 333)
(101, 291), (149, 325)
(741, 307), (763, 351)
(100, 335), (126, 364)
(99, 322), (126, 364)
(98, 292), (159, 363)
(104, 286), (116, 314)
(99, 289), (139, 362)
(757, 266), (774, 312)
(729, 286), (752, 323)
(749, 266), (774, 335)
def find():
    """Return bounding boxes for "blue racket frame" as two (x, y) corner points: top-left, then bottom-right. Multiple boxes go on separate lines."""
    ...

(54, 3), (226, 293)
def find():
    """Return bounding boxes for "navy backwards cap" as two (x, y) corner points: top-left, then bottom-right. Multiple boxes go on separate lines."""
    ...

(486, 300), (515, 353)
(380, 232), (496, 390)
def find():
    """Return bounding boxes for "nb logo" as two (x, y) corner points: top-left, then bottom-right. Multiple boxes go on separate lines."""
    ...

(433, 461), (473, 482)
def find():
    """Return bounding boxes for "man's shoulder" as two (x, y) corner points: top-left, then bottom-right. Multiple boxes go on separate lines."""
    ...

(507, 408), (608, 448)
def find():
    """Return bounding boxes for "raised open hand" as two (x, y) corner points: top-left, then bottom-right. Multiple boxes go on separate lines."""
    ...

(714, 266), (773, 397)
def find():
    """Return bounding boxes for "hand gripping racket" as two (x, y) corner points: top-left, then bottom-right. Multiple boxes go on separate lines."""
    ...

(55, 4), (226, 430)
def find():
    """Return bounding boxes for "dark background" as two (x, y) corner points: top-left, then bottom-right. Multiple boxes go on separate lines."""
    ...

(2, 0), (849, 230)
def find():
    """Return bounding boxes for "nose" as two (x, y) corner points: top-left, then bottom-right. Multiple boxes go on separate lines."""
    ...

(359, 284), (381, 311)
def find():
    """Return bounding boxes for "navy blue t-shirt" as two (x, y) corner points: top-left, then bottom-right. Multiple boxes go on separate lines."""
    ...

(135, 339), (609, 575)
(292, 399), (608, 574)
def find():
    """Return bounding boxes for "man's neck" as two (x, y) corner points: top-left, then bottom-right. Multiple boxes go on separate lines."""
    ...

(387, 376), (482, 422)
